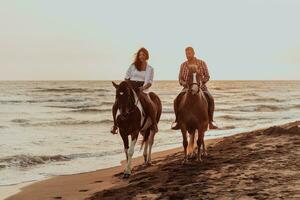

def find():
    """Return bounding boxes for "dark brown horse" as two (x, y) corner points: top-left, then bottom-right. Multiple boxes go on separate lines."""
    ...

(112, 81), (162, 178)
(176, 68), (209, 163)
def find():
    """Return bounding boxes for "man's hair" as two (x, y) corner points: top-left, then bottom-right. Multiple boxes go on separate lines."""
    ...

(185, 46), (195, 52)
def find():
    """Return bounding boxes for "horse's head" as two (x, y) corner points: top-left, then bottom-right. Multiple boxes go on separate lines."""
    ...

(112, 81), (135, 115)
(186, 67), (202, 95)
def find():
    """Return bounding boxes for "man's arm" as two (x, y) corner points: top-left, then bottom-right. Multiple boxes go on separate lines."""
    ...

(178, 63), (187, 86)
(200, 61), (210, 84)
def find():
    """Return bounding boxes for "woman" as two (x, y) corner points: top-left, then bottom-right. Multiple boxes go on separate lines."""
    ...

(111, 47), (158, 134)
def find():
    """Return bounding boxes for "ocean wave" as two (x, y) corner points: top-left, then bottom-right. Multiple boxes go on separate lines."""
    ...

(67, 150), (124, 159)
(217, 125), (236, 130)
(242, 97), (284, 103)
(27, 98), (84, 103)
(290, 104), (300, 109)
(212, 87), (223, 91)
(70, 108), (111, 113)
(11, 119), (30, 123)
(232, 105), (283, 112)
(159, 118), (174, 123)
(162, 108), (174, 114)
(99, 119), (113, 124)
(33, 88), (90, 93)
(255, 105), (283, 112)
(15, 119), (113, 127)
(0, 98), (85, 104)
(0, 149), (127, 169)
(100, 101), (113, 106)
(32, 88), (110, 93)
(46, 104), (99, 109)
(0, 155), (70, 168)
(217, 115), (248, 121)
(0, 100), (24, 104)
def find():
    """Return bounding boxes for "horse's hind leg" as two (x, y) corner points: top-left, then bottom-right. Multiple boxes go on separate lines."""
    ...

(202, 135), (207, 157)
(143, 139), (149, 165)
(181, 126), (188, 164)
(146, 130), (155, 165)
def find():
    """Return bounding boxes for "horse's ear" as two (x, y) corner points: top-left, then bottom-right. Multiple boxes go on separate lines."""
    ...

(112, 81), (119, 89)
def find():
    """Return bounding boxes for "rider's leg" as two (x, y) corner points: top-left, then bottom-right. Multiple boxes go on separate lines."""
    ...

(171, 91), (185, 130)
(203, 90), (218, 129)
(138, 92), (158, 133)
(110, 101), (118, 134)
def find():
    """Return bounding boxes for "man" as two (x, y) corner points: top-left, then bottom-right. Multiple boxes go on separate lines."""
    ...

(172, 47), (218, 130)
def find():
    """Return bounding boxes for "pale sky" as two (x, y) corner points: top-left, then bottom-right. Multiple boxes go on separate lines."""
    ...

(0, 0), (299, 80)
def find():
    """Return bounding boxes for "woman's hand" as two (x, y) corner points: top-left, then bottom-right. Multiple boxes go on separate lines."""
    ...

(138, 86), (144, 92)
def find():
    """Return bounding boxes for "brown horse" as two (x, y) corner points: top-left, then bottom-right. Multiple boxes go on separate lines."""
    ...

(112, 81), (162, 178)
(176, 68), (209, 163)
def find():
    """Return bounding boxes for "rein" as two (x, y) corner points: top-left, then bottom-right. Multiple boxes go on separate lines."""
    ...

(119, 89), (139, 119)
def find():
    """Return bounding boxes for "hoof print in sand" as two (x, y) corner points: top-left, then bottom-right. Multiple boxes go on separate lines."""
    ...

(79, 189), (89, 192)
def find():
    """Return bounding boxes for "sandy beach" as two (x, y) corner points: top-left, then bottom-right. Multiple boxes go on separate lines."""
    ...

(5, 120), (300, 200)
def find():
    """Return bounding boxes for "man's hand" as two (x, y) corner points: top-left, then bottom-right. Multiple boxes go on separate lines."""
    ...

(180, 80), (187, 87)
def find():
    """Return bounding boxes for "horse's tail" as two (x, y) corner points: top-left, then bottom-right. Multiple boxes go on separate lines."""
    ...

(187, 131), (197, 154)
(140, 92), (161, 152)
(148, 92), (162, 123)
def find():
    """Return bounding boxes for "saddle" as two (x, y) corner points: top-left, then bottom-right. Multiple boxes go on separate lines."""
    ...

(128, 80), (154, 131)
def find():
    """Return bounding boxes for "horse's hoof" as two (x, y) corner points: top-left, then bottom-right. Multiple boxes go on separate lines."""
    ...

(182, 159), (187, 165)
(146, 161), (152, 166)
(123, 173), (130, 179)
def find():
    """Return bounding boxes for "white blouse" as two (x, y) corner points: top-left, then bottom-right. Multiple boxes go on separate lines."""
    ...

(125, 64), (154, 85)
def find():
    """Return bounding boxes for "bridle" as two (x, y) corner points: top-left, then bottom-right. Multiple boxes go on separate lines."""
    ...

(188, 72), (201, 94)
(117, 87), (139, 120)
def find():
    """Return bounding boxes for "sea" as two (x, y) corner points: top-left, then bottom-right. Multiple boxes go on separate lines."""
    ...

(0, 80), (299, 187)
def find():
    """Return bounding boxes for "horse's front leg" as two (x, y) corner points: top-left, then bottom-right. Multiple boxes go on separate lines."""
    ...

(120, 130), (129, 165)
(124, 131), (138, 178)
(187, 130), (195, 159)
(197, 129), (205, 162)
(181, 126), (188, 164)
(146, 130), (155, 165)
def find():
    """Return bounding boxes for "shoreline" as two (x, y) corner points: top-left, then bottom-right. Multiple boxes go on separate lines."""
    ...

(5, 120), (300, 200)
(3, 139), (220, 200)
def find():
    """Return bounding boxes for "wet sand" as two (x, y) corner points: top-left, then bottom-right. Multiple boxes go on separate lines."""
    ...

(6, 121), (300, 200)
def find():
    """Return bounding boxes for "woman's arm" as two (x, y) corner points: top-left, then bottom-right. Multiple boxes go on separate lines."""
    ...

(124, 65), (133, 80)
(140, 66), (154, 91)
(140, 83), (152, 91)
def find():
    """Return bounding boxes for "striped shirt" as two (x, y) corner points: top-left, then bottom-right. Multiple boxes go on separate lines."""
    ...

(179, 58), (210, 91)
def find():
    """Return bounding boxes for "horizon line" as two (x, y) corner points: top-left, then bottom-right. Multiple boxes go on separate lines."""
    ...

(0, 79), (299, 81)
